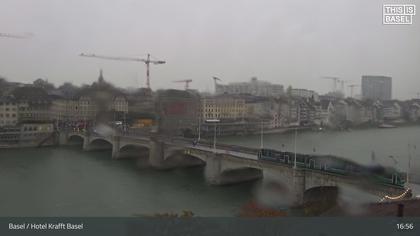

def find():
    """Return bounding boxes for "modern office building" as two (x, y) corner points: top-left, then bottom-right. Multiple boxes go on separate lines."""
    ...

(361, 75), (392, 101)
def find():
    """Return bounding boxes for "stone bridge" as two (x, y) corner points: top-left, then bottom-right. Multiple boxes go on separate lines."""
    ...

(59, 131), (408, 205)
(60, 131), (203, 169)
(184, 147), (407, 205)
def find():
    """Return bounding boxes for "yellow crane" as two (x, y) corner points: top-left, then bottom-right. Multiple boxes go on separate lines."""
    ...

(80, 53), (165, 89)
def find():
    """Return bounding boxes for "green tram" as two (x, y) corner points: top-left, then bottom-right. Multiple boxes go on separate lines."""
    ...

(258, 148), (406, 187)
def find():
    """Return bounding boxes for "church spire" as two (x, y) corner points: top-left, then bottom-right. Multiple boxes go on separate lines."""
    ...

(98, 69), (104, 83)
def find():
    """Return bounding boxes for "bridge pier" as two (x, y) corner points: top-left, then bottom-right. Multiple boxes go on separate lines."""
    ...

(111, 136), (120, 159)
(58, 132), (68, 145)
(149, 139), (199, 169)
(262, 167), (307, 206)
(204, 155), (223, 185)
(82, 136), (90, 151)
(291, 169), (306, 206)
(149, 139), (165, 169)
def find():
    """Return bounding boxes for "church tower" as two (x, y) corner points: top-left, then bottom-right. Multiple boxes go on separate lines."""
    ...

(98, 69), (104, 84)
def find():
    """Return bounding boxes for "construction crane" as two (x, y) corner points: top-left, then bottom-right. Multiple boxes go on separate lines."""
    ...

(348, 84), (360, 98)
(0, 32), (33, 39)
(173, 79), (192, 90)
(339, 80), (350, 94)
(212, 76), (221, 83)
(80, 53), (165, 89)
(322, 76), (340, 91)
(212, 76), (221, 92)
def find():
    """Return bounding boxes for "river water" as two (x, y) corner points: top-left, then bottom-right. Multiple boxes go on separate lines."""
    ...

(1, 126), (419, 216)
(0, 147), (254, 217)
(220, 126), (420, 171)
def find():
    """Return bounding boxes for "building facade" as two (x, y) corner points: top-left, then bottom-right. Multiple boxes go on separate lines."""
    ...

(361, 75), (392, 101)
(50, 70), (129, 127)
(0, 96), (18, 127)
(201, 95), (246, 120)
(156, 89), (201, 136)
(215, 77), (284, 97)
(290, 88), (319, 102)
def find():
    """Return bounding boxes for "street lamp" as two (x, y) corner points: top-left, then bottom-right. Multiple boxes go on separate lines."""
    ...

(407, 144), (416, 186)
(198, 115), (201, 142)
(206, 119), (220, 153)
(260, 120), (264, 149)
(294, 127), (298, 169)
(388, 155), (398, 166)
(389, 155), (401, 185)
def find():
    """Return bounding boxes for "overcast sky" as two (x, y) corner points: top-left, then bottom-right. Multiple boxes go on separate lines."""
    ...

(0, 0), (419, 99)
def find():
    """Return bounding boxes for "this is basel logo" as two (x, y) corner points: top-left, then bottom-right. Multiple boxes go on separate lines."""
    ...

(383, 4), (416, 24)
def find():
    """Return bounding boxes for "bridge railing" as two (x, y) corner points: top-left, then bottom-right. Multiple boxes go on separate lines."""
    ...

(258, 150), (406, 187)
(194, 141), (260, 155)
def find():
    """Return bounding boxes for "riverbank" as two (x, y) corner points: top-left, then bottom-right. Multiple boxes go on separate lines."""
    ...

(0, 141), (56, 149)
(0, 136), (57, 149)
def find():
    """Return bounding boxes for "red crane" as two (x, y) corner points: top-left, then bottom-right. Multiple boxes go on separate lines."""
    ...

(80, 53), (165, 89)
(173, 79), (193, 90)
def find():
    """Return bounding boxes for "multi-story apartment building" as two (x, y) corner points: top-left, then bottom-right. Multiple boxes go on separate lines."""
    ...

(290, 88), (320, 102)
(50, 97), (96, 122)
(112, 96), (129, 113)
(10, 86), (52, 123)
(382, 100), (402, 121)
(0, 96), (18, 127)
(19, 123), (54, 142)
(50, 71), (129, 125)
(215, 77), (284, 97)
(287, 98), (321, 126)
(407, 100), (420, 122)
(201, 95), (246, 120)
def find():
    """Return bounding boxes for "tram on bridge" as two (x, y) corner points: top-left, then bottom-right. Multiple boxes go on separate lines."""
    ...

(258, 148), (406, 187)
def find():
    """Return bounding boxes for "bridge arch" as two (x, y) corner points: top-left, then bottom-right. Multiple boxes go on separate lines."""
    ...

(118, 144), (150, 159)
(87, 138), (113, 151)
(182, 153), (206, 164)
(182, 149), (208, 163)
(67, 134), (84, 146)
(218, 167), (263, 185)
(155, 150), (206, 169)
